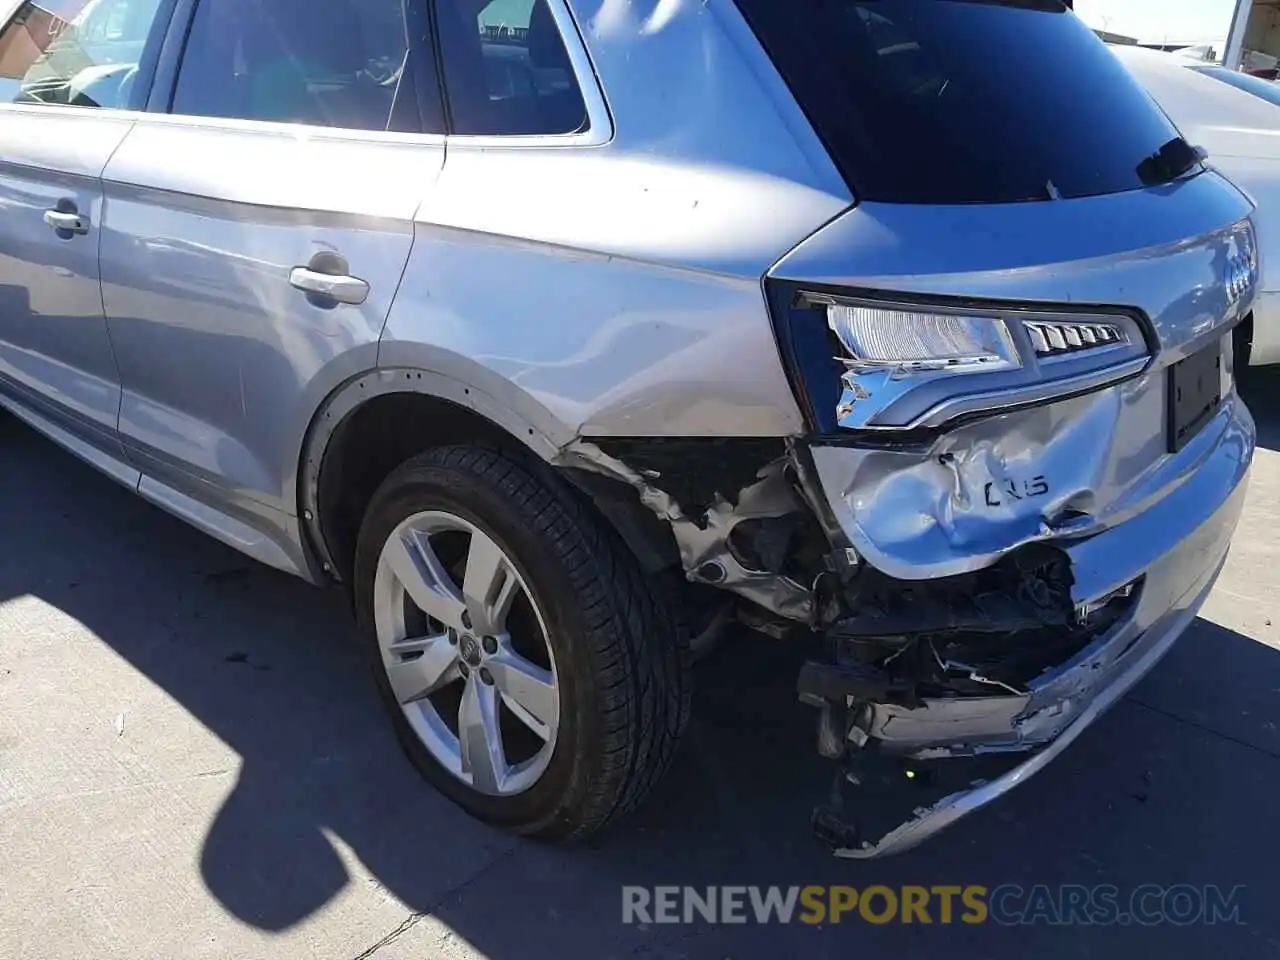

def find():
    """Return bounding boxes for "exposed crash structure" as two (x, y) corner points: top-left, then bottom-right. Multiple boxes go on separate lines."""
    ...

(558, 431), (1124, 855)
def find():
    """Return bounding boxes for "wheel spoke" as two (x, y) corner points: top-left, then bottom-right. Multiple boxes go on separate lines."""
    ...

(458, 674), (505, 792)
(384, 530), (467, 630)
(499, 691), (552, 742)
(487, 648), (556, 733)
(386, 633), (459, 704)
(462, 529), (519, 634)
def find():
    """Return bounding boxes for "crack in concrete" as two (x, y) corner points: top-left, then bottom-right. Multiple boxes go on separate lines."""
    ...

(351, 910), (426, 960)
(1127, 695), (1280, 761)
(350, 842), (521, 960)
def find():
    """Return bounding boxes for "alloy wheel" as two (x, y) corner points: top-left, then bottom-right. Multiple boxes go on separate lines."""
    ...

(371, 511), (560, 796)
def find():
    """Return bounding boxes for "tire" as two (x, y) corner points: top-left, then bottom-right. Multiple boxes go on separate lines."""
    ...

(353, 444), (691, 840)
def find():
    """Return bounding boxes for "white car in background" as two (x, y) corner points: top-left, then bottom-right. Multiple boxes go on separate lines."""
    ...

(1114, 45), (1280, 366)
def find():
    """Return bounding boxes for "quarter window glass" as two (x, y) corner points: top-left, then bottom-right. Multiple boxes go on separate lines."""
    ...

(171, 0), (414, 132)
(0, 0), (165, 108)
(438, 0), (587, 136)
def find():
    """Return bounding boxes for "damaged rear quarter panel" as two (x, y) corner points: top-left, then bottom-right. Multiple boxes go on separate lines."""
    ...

(556, 439), (819, 621)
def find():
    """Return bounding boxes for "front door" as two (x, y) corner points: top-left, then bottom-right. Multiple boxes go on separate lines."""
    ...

(0, 0), (165, 443)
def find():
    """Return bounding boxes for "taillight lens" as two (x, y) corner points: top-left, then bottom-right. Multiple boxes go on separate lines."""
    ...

(827, 304), (1020, 374)
(770, 288), (1151, 432)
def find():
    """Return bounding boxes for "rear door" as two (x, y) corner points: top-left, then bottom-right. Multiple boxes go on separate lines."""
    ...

(0, 0), (168, 449)
(99, 0), (445, 535)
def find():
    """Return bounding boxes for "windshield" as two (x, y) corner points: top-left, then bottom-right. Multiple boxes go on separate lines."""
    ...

(733, 0), (1190, 204)
(1193, 65), (1280, 106)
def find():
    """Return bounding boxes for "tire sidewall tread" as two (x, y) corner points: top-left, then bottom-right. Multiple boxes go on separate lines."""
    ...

(353, 445), (690, 840)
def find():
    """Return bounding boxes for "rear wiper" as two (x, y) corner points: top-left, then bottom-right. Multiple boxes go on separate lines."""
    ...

(1137, 137), (1207, 186)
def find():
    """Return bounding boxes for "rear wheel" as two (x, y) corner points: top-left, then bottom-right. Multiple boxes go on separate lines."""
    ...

(353, 445), (690, 839)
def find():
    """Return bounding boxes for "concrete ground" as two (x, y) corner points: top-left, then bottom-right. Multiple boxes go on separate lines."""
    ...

(3, 373), (1280, 960)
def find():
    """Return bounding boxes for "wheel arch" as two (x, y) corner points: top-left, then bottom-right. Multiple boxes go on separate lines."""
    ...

(299, 366), (569, 583)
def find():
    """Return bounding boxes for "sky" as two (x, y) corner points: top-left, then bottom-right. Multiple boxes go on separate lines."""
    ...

(1074, 0), (1239, 44)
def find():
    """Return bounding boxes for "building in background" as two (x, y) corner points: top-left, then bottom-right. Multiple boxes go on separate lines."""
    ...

(1077, 0), (1230, 61)
(1225, 0), (1280, 73)
(1096, 29), (1140, 45)
(0, 3), (66, 82)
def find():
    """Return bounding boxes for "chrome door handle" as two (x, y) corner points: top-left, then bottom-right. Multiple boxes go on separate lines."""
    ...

(289, 266), (369, 305)
(43, 209), (89, 235)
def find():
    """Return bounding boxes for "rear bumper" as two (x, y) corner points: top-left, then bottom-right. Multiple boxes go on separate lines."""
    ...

(837, 559), (1222, 858)
(824, 390), (1254, 857)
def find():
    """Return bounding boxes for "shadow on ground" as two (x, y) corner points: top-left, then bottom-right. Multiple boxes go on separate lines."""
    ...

(3, 376), (1280, 957)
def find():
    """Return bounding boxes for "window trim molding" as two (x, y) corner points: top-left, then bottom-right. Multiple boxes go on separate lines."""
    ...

(127, 0), (181, 109)
(144, 0), (195, 112)
(0, 100), (132, 119)
(438, 0), (613, 147)
(119, 105), (448, 148)
(403, 0), (447, 134)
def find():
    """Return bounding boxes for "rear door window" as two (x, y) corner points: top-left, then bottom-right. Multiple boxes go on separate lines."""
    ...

(733, 0), (1188, 204)
(170, 0), (421, 133)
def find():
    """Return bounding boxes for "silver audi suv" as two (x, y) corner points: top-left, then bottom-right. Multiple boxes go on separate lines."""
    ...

(0, 0), (1258, 856)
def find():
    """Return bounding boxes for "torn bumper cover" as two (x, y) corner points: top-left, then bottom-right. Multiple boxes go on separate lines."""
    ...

(801, 389), (1254, 857)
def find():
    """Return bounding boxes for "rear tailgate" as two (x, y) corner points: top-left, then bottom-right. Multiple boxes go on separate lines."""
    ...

(769, 170), (1256, 580)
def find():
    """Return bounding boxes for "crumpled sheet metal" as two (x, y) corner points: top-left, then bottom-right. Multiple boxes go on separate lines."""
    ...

(810, 378), (1165, 581)
(834, 574), (1207, 858)
(557, 441), (817, 621)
